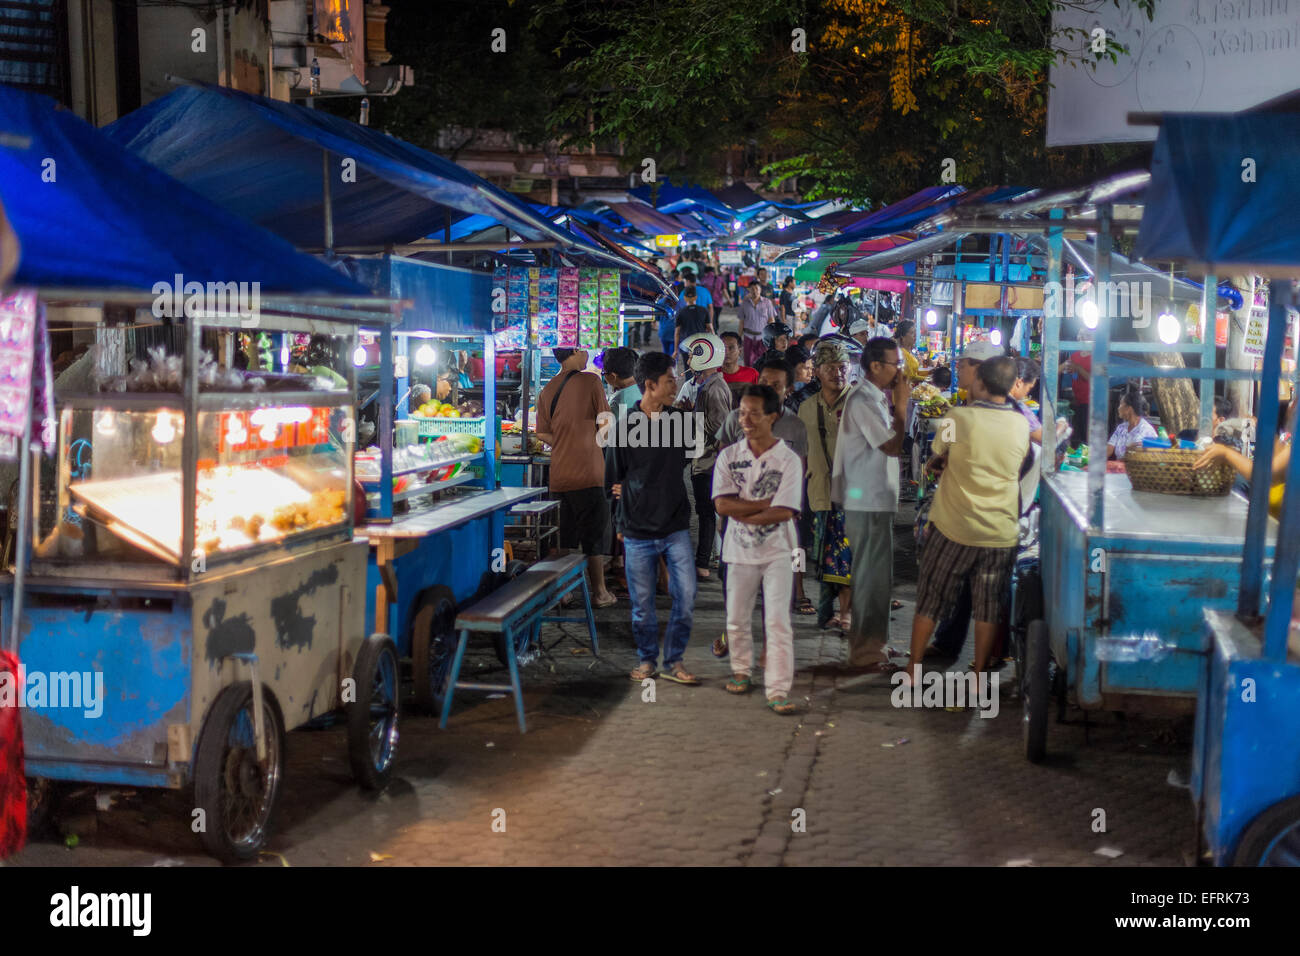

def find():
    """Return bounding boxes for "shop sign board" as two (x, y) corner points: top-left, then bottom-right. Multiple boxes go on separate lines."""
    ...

(1047, 0), (1300, 146)
(1243, 305), (1268, 357)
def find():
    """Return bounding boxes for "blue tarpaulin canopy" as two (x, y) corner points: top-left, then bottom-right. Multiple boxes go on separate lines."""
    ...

(104, 83), (581, 250)
(1135, 113), (1300, 273)
(0, 85), (366, 294)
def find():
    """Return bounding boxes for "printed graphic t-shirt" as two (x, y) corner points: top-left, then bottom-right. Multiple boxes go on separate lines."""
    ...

(712, 438), (804, 565)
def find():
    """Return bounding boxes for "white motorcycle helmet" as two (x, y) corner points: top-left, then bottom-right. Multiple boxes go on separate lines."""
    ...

(680, 332), (726, 373)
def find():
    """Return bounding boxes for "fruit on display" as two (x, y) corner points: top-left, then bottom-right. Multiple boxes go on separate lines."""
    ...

(412, 400), (466, 419)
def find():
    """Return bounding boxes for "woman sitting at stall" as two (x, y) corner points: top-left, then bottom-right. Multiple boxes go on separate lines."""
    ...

(1107, 389), (1157, 460)
(1196, 395), (1296, 518)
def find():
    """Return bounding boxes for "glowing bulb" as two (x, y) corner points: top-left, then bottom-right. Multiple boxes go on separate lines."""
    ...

(151, 411), (176, 445)
(353, 345), (368, 367)
(280, 346), (290, 367)
(807, 250), (819, 260)
(732, 220), (742, 230)
(415, 344), (436, 366)
(990, 328), (1003, 347)
(95, 411), (116, 436)
(1158, 311), (1180, 345)
(925, 308), (938, 327)
(1079, 300), (1099, 329)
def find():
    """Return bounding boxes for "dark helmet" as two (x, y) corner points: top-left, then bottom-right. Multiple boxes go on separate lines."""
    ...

(762, 321), (793, 348)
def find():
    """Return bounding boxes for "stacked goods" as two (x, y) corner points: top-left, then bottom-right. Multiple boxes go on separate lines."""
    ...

(578, 268), (600, 349)
(558, 267), (579, 347)
(410, 399), (462, 418)
(911, 382), (950, 418)
(535, 267), (559, 348)
(598, 270), (621, 348)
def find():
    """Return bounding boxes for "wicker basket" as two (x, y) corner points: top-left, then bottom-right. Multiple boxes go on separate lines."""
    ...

(1124, 446), (1234, 496)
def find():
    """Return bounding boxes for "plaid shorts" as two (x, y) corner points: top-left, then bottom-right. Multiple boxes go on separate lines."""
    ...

(915, 527), (1016, 624)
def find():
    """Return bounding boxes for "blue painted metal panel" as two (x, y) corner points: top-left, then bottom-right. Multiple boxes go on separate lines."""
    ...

(350, 256), (493, 336)
(1196, 616), (1300, 864)
(365, 511), (503, 654)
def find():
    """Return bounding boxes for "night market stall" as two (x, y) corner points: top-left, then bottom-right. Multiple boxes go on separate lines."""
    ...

(0, 86), (401, 863)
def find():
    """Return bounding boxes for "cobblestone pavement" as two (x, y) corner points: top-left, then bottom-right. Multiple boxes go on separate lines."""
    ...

(9, 491), (1198, 868)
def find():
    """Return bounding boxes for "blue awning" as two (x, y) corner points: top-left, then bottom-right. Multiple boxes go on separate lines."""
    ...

(630, 180), (737, 218)
(1135, 113), (1300, 273)
(0, 85), (367, 294)
(104, 83), (580, 250)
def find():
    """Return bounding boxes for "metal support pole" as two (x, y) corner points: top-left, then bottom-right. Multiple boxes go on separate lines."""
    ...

(483, 333), (498, 491)
(378, 327), (394, 519)
(7, 431), (32, 653)
(1239, 281), (1290, 620)
(520, 347), (532, 484)
(1199, 272), (1218, 435)
(1042, 209), (1064, 477)
(1087, 205), (1113, 530)
(181, 317), (200, 577)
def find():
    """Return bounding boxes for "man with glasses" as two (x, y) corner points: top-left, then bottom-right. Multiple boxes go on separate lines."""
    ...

(832, 337), (911, 671)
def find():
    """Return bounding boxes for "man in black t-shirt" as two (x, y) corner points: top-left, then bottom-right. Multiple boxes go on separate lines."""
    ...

(673, 289), (713, 358)
(605, 351), (701, 686)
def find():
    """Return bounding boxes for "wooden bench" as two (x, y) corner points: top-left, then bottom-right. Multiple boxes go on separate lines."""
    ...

(439, 553), (599, 734)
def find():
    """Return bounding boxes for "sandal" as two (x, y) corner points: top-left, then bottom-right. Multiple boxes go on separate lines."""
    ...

(794, 598), (815, 615)
(890, 600), (904, 610)
(661, 663), (701, 686)
(629, 662), (657, 682)
(711, 635), (729, 658)
(767, 698), (797, 715)
(726, 675), (753, 694)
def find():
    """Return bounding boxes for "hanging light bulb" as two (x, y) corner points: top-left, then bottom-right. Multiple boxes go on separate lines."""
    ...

(1079, 299), (1100, 329)
(989, 328), (1003, 347)
(1158, 310), (1181, 345)
(415, 344), (436, 366)
(353, 344), (368, 367)
(806, 250), (819, 260)
(151, 411), (176, 445)
(732, 220), (743, 231)
(925, 308), (938, 327)
(95, 410), (117, 436)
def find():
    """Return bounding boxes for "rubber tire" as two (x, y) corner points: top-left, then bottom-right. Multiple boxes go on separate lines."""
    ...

(347, 634), (400, 790)
(411, 586), (458, 714)
(193, 682), (285, 865)
(1232, 795), (1300, 866)
(1023, 620), (1050, 764)
(493, 559), (533, 666)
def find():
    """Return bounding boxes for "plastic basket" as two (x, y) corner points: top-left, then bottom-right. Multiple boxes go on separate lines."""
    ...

(416, 416), (486, 437)
(1124, 446), (1234, 497)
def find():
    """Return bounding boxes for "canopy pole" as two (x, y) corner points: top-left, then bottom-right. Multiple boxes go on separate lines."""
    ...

(1199, 272), (1218, 435)
(1041, 208), (1064, 477)
(1087, 204), (1113, 530)
(1239, 281), (1289, 620)
(444, 212), (452, 265)
(322, 149), (334, 253)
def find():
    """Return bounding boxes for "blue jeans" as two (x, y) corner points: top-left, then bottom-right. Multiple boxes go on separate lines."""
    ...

(623, 529), (697, 667)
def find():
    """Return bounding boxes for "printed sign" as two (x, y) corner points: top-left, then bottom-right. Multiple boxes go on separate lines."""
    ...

(1242, 305), (1267, 357)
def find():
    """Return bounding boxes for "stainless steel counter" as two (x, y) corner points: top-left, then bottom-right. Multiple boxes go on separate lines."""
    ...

(360, 486), (545, 539)
(1043, 471), (1276, 545)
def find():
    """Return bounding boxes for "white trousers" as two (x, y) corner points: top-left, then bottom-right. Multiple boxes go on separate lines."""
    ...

(725, 557), (795, 699)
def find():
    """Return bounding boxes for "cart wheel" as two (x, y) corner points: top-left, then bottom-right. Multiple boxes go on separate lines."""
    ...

(348, 634), (400, 790)
(411, 586), (458, 714)
(1023, 620), (1050, 764)
(25, 776), (58, 836)
(193, 682), (285, 865)
(493, 559), (532, 666)
(1232, 795), (1300, 866)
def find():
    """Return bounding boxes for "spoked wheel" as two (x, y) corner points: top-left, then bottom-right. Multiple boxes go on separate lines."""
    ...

(493, 559), (534, 666)
(193, 682), (285, 864)
(1023, 620), (1050, 764)
(348, 634), (400, 790)
(1233, 796), (1300, 866)
(411, 586), (459, 714)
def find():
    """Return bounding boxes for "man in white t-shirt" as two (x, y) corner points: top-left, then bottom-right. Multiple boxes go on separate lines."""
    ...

(712, 384), (804, 715)
(833, 336), (911, 670)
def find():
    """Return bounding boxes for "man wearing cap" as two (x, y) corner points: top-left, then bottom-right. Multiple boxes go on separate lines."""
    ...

(799, 340), (858, 630)
(536, 347), (617, 607)
(682, 332), (733, 580)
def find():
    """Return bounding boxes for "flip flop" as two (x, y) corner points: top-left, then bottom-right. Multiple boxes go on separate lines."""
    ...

(767, 698), (796, 715)
(711, 635), (729, 658)
(726, 675), (752, 694)
(794, 598), (816, 615)
(661, 664), (701, 686)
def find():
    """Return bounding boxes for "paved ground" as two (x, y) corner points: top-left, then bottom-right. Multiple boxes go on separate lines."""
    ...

(8, 491), (1198, 868)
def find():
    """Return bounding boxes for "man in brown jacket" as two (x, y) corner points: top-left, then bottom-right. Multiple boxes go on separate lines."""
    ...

(798, 341), (857, 631)
(536, 347), (616, 606)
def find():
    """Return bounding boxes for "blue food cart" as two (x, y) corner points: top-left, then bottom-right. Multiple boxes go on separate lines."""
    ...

(1131, 111), (1300, 865)
(348, 255), (544, 711)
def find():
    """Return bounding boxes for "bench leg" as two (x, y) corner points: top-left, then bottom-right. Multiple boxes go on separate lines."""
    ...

(578, 574), (600, 657)
(439, 629), (471, 730)
(503, 622), (528, 734)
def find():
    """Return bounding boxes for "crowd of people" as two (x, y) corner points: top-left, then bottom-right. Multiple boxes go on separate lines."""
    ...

(531, 265), (1056, 717)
